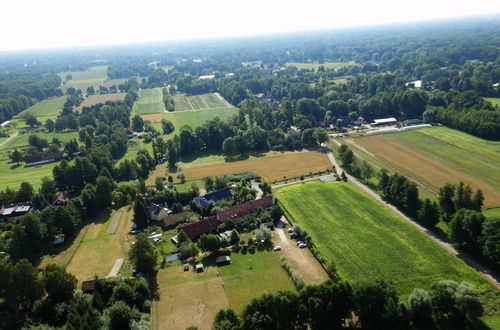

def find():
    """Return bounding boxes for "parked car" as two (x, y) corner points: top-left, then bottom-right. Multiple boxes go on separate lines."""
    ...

(273, 246), (282, 251)
(290, 233), (297, 239)
(287, 228), (294, 233)
(296, 240), (304, 246)
(299, 243), (307, 248)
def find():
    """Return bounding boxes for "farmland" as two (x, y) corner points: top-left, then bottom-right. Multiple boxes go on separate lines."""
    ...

(165, 107), (238, 133)
(172, 93), (230, 111)
(75, 93), (126, 112)
(153, 249), (293, 330)
(286, 61), (358, 70)
(175, 151), (331, 182)
(346, 127), (500, 206)
(14, 96), (66, 122)
(275, 181), (498, 299)
(60, 66), (108, 92)
(40, 207), (133, 283)
(132, 88), (164, 116)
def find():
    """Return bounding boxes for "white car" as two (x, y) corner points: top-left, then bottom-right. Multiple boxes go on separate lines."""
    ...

(273, 246), (282, 251)
(299, 243), (307, 248)
(287, 228), (294, 233)
(296, 240), (304, 246)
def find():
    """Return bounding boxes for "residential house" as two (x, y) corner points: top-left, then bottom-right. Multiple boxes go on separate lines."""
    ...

(181, 216), (222, 240)
(52, 192), (70, 206)
(148, 203), (172, 222)
(192, 187), (233, 209)
(0, 204), (32, 221)
(216, 196), (273, 221)
(23, 151), (64, 167)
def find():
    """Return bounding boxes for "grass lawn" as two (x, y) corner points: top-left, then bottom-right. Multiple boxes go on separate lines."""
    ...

(275, 181), (499, 313)
(75, 93), (126, 112)
(351, 127), (500, 207)
(165, 107), (238, 133)
(60, 66), (108, 93)
(40, 206), (133, 284)
(483, 97), (500, 107)
(14, 96), (66, 122)
(182, 151), (331, 182)
(286, 61), (358, 71)
(172, 93), (229, 111)
(0, 131), (79, 156)
(483, 208), (500, 219)
(117, 138), (154, 164)
(154, 249), (293, 330)
(132, 88), (164, 116)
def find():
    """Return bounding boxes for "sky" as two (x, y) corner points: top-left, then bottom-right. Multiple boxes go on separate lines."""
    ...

(1, 0), (499, 51)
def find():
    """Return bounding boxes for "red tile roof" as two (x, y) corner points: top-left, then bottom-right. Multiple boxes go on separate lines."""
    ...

(81, 280), (96, 292)
(181, 216), (222, 239)
(217, 196), (273, 221)
(52, 192), (70, 206)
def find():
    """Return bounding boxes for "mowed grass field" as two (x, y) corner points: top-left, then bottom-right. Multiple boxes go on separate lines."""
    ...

(132, 88), (164, 116)
(60, 66), (107, 92)
(351, 127), (500, 206)
(14, 96), (66, 122)
(154, 249), (293, 330)
(165, 107), (238, 132)
(286, 61), (358, 71)
(484, 97), (500, 107)
(75, 93), (126, 112)
(172, 93), (229, 111)
(40, 207), (133, 283)
(275, 181), (498, 299)
(181, 151), (331, 182)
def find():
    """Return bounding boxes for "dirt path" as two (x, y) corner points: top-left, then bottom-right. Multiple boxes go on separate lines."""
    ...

(325, 147), (500, 289)
(107, 258), (124, 278)
(273, 217), (328, 284)
(106, 211), (122, 235)
(251, 181), (263, 198)
(0, 131), (18, 149)
(164, 105), (232, 114)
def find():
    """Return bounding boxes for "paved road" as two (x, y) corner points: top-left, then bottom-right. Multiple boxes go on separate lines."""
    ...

(0, 131), (18, 149)
(107, 258), (124, 278)
(324, 147), (500, 289)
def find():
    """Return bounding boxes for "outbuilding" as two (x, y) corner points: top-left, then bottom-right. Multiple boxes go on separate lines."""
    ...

(216, 255), (231, 265)
(195, 263), (204, 272)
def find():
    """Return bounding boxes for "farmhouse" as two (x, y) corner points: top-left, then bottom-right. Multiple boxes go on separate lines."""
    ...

(181, 216), (222, 240)
(126, 127), (135, 138)
(52, 192), (70, 206)
(148, 203), (172, 222)
(372, 118), (397, 126)
(23, 151), (64, 167)
(192, 187), (233, 209)
(216, 196), (273, 221)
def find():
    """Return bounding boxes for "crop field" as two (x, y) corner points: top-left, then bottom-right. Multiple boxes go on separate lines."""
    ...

(286, 61), (358, 71)
(172, 93), (229, 111)
(153, 249), (293, 330)
(484, 97), (500, 107)
(132, 88), (164, 116)
(60, 66), (107, 92)
(98, 78), (129, 88)
(349, 127), (500, 206)
(14, 96), (66, 122)
(40, 207), (132, 283)
(275, 181), (498, 298)
(165, 107), (238, 132)
(182, 151), (331, 182)
(75, 93), (126, 112)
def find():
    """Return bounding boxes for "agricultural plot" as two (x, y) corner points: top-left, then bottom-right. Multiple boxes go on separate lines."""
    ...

(183, 151), (331, 182)
(350, 127), (500, 206)
(275, 181), (497, 298)
(40, 207), (133, 283)
(14, 96), (66, 122)
(172, 93), (229, 111)
(132, 88), (164, 116)
(75, 93), (126, 112)
(286, 61), (358, 71)
(60, 66), (107, 93)
(154, 249), (293, 330)
(165, 107), (238, 132)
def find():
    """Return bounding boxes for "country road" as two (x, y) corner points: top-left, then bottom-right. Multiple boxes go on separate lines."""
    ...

(0, 131), (18, 149)
(324, 146), (500, 289)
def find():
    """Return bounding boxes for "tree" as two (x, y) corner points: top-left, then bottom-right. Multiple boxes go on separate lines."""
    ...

(230, 229), (240, 245)
(67, 294), (102, 330)
(155, 177), (164, 191)
(471, 189), (484, 211)
(482, 218), (500, 271)
(197, 234), (220, 252)
(25, 114), (40, 127)
(450, 209), (485, 252)
(129, 233), (158, 276)
(407, 288), (433, 328)
(213, 309), (241, 330)
(179, 241), (199, 259)
(10, 149), (22, 165)
(133, 196), (149, 229)
(107, 301), (134, 330)
(16, 181), (34, 203)
(6, 259), (44, 311)
(438, 184), (455, 221)
(313, 128), (328, 146)
(418, 199), (440, 228)
(95, 176), (113, 209)
(81, 183), (97, 215)
(255, 224), (272, 243)
(258, 181), (272, 196)
(222, 137), (238, 157)
(43, 264), (77, 303)
(40, 176), (57, 201)
(301, 128), (316, 147)
(270, 204), (283, 223)
(132, 115), (144, 132)
(341, 171), (348, 182)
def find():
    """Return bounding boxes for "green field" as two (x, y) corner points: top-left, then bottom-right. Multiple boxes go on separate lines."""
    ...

(132, 88), (164, 115)
(14, 97), (66, 122)
(275, 181), (498, 302)
(286, 61), (358, 71)
(484, 97), (500, 107)
(484, 208), (500, 219)
(165, 107), (238, 132)
(59, 66), (108, 92)
(172, 93), (229, 111)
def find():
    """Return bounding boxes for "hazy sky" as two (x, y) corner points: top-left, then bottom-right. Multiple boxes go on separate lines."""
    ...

(1, 0), (499, 51)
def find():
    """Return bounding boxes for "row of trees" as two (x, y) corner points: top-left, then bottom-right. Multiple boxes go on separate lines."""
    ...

(212, 279), (484, 330)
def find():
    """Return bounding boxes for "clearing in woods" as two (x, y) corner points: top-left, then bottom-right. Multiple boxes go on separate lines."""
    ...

(179, 151), (331, 182)
(275, 181), (499, 302)
(40, 207), (133, 284)
(285, 61), (358, 71)
(14, 96), (66, 122)
(75, 93), (126, 112)
(349, 127), (500, 206)
(165, 108), (238, 134)
(153, 249), (293, 330)
(172, 93), (229, 111)
(132, 88), (164, 116)
(59, 66), (108, 92)
(483, 97), (500, 107)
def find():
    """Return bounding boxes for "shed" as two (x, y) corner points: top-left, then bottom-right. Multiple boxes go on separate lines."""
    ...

(372, 118), (397, 126)
(82, 280), (96, 293)
(216, 255), (231, 265)
(183, 263), (189, 271)
(195, 263), (204, 273)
